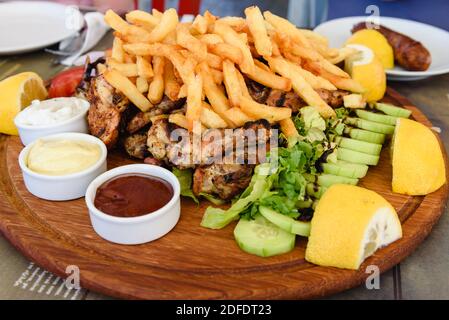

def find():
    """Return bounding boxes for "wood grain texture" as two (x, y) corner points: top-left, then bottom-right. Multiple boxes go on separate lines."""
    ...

(0, 88), (447, 300)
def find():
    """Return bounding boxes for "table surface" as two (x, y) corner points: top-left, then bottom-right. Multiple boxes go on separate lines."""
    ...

(1, 33), (448, 300)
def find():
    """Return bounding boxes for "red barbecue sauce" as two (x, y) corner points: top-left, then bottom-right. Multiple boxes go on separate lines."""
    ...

(94, 174), (174, 217)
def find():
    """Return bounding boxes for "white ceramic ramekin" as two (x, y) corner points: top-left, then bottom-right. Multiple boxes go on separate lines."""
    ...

(14, 97), (90, 146)
(18, 132), (107, 201)
(85, 164), (181, 245)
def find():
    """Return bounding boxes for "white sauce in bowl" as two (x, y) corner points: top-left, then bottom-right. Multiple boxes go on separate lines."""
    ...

(15, 97), (89, 127)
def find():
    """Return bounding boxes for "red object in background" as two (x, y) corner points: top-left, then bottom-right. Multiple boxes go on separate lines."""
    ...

(146, 0), (201, 15)
(48, 67), (85, 98)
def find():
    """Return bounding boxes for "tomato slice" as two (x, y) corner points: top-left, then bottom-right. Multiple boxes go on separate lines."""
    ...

(48, 67), (85, 98)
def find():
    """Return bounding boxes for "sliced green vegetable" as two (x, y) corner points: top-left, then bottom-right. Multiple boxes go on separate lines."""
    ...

(234, 215), (296, 257)
(337, 148), (380, 165)
(259, 206), (311, 237)
(172, 168), (198, 204)
(355, 109), (398, 126)
(375, 102), (412, 118)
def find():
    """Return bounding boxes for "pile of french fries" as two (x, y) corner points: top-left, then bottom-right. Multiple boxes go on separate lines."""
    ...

(101, 6), (363, 138)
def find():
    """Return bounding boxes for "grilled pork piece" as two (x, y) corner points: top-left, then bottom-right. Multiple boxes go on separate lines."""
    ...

(266, 90), (306, 113)
(316, 89), (348, 108)
(126, 96), (185, 134)
(87, 75), (129, 149)
(123, 132), (150, 159)
(193, 164), (254, 200)
(147, 118), (272, 199)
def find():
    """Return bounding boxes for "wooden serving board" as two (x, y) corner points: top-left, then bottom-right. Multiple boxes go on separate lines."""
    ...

(0, 88), (447, 300)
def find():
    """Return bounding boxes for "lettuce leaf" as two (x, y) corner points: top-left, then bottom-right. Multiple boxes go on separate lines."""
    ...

(172, 168), (198, 204)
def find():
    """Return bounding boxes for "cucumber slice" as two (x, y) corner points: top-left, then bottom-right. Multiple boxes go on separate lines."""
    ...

(345, 127), (385, 144)
(337, 148), (380, 165)
(322, 161), (368, 179)
(345, 117), (395, 135)
(306, 183), (327, 199)
(317, 174), (358, 188)
(355, 110), (398, 126)
(375, 102), (412, 118)
(337, 137), (382, 155)
(259, 206), (311, 237)
(233, 215), (296, 257)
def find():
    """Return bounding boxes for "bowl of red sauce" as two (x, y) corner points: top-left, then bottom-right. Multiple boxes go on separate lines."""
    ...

(85, 164), (181, 245)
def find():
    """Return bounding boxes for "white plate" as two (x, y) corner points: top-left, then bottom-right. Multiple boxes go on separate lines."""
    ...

(314, 16), (449, 81)
(0, 1), (82, 55)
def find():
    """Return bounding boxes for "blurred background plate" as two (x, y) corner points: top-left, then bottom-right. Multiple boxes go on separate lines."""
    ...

(0, 1), (82, 55)
(314, 16), (449, 81)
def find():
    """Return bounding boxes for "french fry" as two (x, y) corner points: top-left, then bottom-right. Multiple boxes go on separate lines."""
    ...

(148, 56), (165, 104)
(264, 11), (311, 48)
(186, 74), (203, 130)
(327, 46), (358, 65)
(213, 22), (255, 74)
(303, 60), (365, 93)
(123, 43), (165, 56)
(201, 102), (228, 128)
(253, 59), (270, 72)
(244, 6), (272, 57)
(111, 37), (125, 63)
(162, 30), (177, 45)
(239, 96), (291, 123)
(288, 62), (336, 91)
(136, 76), (149, 93)
(147, 8), (179, 43)
(105, 10), (151, 42)
(224, 107), (255, 127)
(108, 59), (139, 77)
(279, 118), (300, 138)
(176, 23), (208, 61)
(164, 61), (182, 101)
(196, 34), (223, 45)
(191, 14), (208, 34)
(210, 67), (224, 84)
(208, 43), (243, 65)
(198, 62), (235, 126)
(206, 52), (223, 70)
(267, 56), (335, 118)
(235, 69), (252, 100)
(104, 69), (153, 112)
(168, 113), (189, 130)
(222, 60), (243, 107)
(178, 84), (187, 99)
(126, 10), (159, 32)
(136, 56), (154, 79)
(300, 29), (328, 46)
(203, 10), (217, 33)
(245, 62), (292, 91)
(152, 8), (163, 19)
(97, 63), (107, 74)
(217, 16), (246, 29)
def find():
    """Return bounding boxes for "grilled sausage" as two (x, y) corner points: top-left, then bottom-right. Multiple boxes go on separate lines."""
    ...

(352, 22), (431, 71)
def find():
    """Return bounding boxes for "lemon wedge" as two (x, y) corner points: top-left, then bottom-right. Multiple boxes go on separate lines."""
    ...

(305, 184), (402, 270)
(0, 72), (47, 135)
(392, 118), (446, 195)
(345, 44), (386, 102)
(346, 29), (394, 69)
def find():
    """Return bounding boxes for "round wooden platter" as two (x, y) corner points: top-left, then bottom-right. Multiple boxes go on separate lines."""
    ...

(0, 88), (447, 300)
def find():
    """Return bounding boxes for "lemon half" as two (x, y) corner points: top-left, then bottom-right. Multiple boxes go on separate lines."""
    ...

(305, 184), (402, 270)
(346, 29), (394, 69)
(345, 44), (386, 102)
(392, 118), (446, 195)
(0, 72), (47, 135)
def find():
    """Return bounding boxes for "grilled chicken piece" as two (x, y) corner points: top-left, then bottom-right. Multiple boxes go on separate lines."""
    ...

(123, 132), (149, 159)
(266, 90), (306, 113)
(193, 164), (254, 200)
(126, 96), (185, 134)
(87, 75), (129, 149)
(316, 89), (348, 108)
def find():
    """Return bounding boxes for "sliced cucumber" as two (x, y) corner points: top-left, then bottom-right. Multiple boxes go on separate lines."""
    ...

(345, 117), (395, 135)
(375, 102), (412, 118)
(337, 148), (380, 165)
(345, 127), (386, 144)
(317, 174), (358, 188)
(306, 183), (327, 199)
(336, 137), (382, 155)
(233, 215), (296, 257)
(355, 110), (398, 126)
(259, 206), (311, 237)
(322, 161), (368, 179)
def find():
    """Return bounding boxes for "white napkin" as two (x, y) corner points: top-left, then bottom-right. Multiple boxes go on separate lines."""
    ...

(61, 12), (110, 66)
